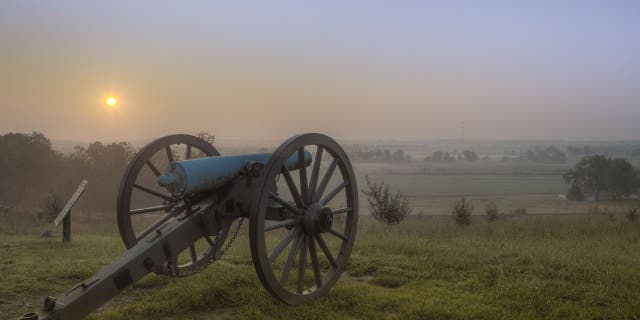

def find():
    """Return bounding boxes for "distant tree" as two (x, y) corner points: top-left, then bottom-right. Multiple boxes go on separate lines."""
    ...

(196, 131), (215, 145)
(375, 149), (384, 161)
(604, 158), (638, 198)
(432, 151), (444, 161)
(0, 132), (63, 205)
(444, 152), (454, 161)
(462, 150), (479, 161)
(72, 141), (135, 211)
(563, 155), (609, 201)
(362, 176), (411, 229)
(625, 207), (638, 223)
(452, 197), (473, 225)
(392, 149), (406, 162)
(485, 202), (499, 222)
(38, 191), (63, 223)
(383, 149), (392, 162)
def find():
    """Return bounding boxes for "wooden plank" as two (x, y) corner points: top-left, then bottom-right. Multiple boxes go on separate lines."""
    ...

(54, 180), (88, 226)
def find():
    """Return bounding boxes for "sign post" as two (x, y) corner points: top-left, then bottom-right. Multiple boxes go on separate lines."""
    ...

(54, 180), (88, 243)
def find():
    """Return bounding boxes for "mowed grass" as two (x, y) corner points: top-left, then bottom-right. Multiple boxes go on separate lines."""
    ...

(2, 214), (640, 320)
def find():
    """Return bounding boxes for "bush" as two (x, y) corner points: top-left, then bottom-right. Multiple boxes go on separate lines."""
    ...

(625, 207), (638, 223)
(38, 191), (64, 223)
(452, 197), (473, 225)
(485, 202), (499, 222)
(362, 176), (411, 228)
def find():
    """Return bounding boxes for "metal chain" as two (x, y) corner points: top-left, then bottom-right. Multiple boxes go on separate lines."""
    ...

(213, 217), (245, 261)
(169, 217), (245, 277)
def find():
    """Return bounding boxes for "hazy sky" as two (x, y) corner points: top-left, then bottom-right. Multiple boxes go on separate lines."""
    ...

(1, 1), (639, 141)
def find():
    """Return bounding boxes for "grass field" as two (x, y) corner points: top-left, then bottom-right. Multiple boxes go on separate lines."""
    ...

(2, 159), (640, 319)
(2, 213), (640, 320)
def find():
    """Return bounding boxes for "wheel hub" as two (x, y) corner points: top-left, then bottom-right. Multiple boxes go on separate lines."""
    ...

(303, 204), (333, 234)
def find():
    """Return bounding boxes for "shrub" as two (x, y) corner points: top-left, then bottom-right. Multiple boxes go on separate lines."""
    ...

(452, 197), (473, 225)
(625, 207), (638, 223)
(485, 202), (499, 222)
(38, 191), (64, 222)
(362, 176), (411, 228)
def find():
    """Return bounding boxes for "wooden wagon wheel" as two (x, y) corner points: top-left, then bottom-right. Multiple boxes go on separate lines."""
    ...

(250, 133), (358, 304)
(116, 134), (229, 276)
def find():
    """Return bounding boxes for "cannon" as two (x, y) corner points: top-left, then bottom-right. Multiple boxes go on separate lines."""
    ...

(20, 133), (358, 320)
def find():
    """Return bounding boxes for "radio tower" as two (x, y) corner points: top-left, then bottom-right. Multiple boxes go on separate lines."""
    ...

(461, 121), (465, 140)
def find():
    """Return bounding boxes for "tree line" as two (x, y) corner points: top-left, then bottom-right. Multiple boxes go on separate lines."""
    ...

(348, 148), (411, 162)
(424, 150), (481, 162)
(0, 132), (135, 213)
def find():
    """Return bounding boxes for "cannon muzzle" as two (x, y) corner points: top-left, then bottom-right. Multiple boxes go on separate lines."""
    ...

(158, 151), (312, 196)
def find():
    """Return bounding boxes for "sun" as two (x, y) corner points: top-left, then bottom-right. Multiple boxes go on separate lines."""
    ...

(105, 96), (118, 108)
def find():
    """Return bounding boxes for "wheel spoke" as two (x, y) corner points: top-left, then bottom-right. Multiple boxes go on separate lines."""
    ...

(313, 158), (338, 203)
(130, 204), (172, 215)
(320, 181), (347, 206)
(165, 145), (174, 163)
(269, 192), (304, 215)
(185, 145), (192, 160)
(269, 227), (298, 262)
(298, 148), (308, 206)
(136, 213), (173, 241)
(297, 235), (308, 294)
(332, 207), (351, 215)
(328, 228), (349, 242)
(265, 218), (300, 232)
(281, 167), (304, 208)
(314, 234), (337, 268)
(308, 146), (323, 203)
(280, 232), (303, 285)
(146, 160), (161, 177)
(133, 183), (172, 201)
(189, 244), (198, 263)
(308, 235), (323, 287)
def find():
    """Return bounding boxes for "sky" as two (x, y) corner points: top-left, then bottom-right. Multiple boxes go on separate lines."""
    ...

(1, 1), (639, 141)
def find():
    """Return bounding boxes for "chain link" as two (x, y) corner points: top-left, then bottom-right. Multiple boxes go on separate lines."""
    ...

(167, 217), (245, 277)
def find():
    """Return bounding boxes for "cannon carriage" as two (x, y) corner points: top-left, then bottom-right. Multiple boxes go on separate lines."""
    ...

(20, 133), (358, 320)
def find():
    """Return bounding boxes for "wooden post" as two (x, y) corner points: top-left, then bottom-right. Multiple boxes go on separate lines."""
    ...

(63, 213), (71, 242)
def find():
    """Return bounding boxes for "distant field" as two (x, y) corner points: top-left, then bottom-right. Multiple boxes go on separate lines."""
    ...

(2, 214), (640, 320)
(350, 161), (611, 216)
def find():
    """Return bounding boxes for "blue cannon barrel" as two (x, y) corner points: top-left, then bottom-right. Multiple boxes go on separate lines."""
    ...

(157, 151), (312, 196)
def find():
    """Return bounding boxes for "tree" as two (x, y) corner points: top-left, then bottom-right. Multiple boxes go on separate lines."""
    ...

(462, 150), (479, 161)
(0, 132), (63, 205)
(485, 202), (498, 222)
(196, 131), (215, 145)
(362, 176), (411, 228)
(564, 155), (638, 201)
(604, 158), (638, 198)
(392, 149), (406, 162)
(563, 155), (608, 201)
(452, 197), (473, 225)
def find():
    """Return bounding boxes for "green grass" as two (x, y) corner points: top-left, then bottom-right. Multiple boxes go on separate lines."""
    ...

(3, 214), (640, 320)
